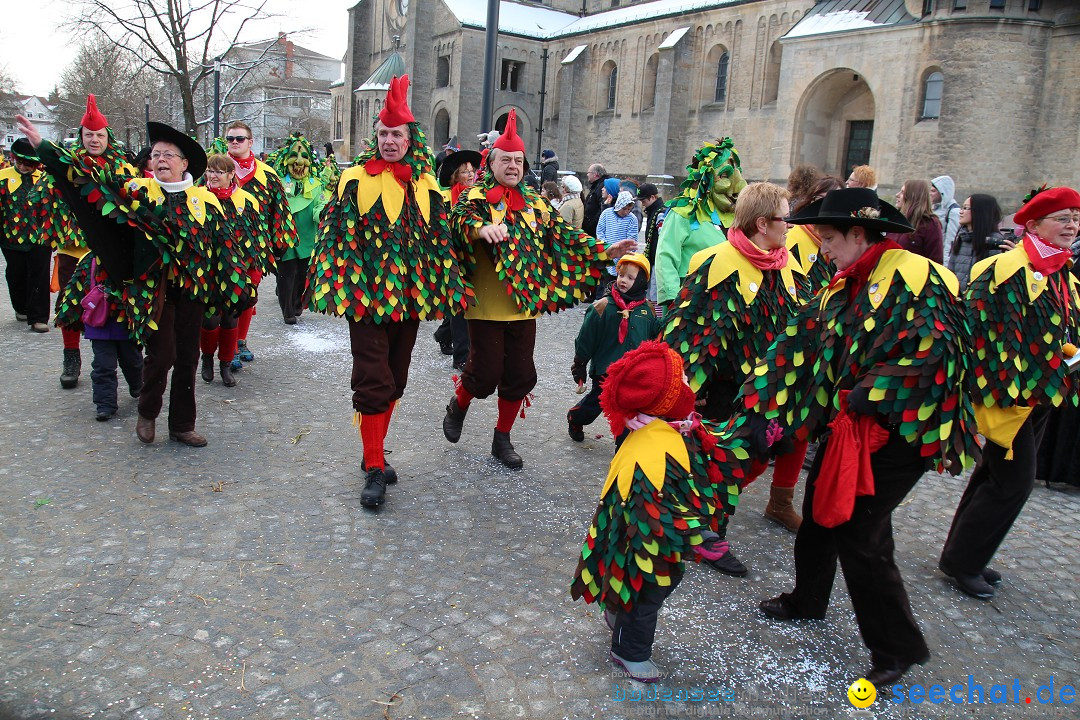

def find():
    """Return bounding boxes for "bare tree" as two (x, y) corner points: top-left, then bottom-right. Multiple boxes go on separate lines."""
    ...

(58, 31), (160, 147)
(66, 0), (275, 134)
(0, 66), (20, 119)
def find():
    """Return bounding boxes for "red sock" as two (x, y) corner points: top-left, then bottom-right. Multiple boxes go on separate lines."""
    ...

(496, 397), (520, 434)
(218, 326), (239, 363)
(771, 440), (809, 489)
(61, 327), (81, 350)
(360, 412), (388, 470)
(236, 306), (254, 341)
(455, 384), (473, 409)
(200, 326), (219, 355)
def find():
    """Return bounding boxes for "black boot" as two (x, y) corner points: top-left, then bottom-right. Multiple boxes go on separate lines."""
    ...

(361, 459), (397, 484)
(360, 468), (387, 508)
(60, 348), (81, 389)
(219, 361), (236, 387)
(201, 353), (214, 383)
(443, 397), (468, 443)
(704, 528), (748, 577)
(491, 431), (523, 470)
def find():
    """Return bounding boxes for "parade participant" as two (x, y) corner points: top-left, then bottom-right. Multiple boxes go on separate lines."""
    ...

(568, 253), (660, 443)
(662, 182), (811, 575)
(36, 95), (135, 387)
(20, 114), (252, 447)
(221, 121), (297, 362)
(270, 132), (326, 324)
(434, 148), (482, 368)
(306, 75), (470, 509)
(0, 139), (51, 332)
(441, 109), (625, 470)
(54, 254), (143, 421)
(654, 137), (746, 307)
(785, 175), (843, 292)
(744, 188), (979, 686)
(939, 186), (1080, 600)
(570, 341), (746, 683)
(199, 153), (263, 387)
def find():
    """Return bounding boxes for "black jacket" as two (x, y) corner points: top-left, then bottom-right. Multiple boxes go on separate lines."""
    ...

(583, 174), (609, 238)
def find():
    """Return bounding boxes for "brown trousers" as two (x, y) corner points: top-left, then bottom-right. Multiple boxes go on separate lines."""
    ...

(138, 286), (205, 432)
(461, 319), (537, 402)
(348, 319), (419, 414)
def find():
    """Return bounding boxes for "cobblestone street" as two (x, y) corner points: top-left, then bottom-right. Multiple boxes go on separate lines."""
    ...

(1, 271), (1078, 720)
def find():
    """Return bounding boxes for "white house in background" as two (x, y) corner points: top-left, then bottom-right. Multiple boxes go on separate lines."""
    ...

(222, 34), (341, 155)
(2, 95), (65, 150)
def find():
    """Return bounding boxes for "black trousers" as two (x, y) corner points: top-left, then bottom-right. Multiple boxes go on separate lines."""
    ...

(348, 319), (419, 415)
(461, 319), (537, 402)
(568, 377), (604, 427)
(90, 339), (143, 414)
(2, 245), (51, 324)
(610, 573), (682, 662)
(940, 405), (1050, 575)
(789, 430), (929, 667)
(434, 313), (470, 367)
(138, 287), (205, 432)
(276, 257), (308, 319)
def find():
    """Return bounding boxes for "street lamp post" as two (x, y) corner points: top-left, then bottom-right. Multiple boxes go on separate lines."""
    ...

(213, 56), (222, 139)
(480, 0), (500, 135)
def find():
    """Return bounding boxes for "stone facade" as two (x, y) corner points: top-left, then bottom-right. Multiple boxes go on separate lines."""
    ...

(338, 0), (1080, 209)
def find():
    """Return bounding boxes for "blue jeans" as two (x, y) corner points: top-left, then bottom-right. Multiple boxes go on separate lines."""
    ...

(91, 339), (143, 414)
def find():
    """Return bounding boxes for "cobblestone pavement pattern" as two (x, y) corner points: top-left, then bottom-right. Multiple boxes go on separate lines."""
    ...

(1, 267), (1078, 720)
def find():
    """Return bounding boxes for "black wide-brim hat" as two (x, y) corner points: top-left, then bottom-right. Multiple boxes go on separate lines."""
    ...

(147, 121), (207, 180)
(787, 187), (913, 235)
(10, 138), (38, 162)
(438, 149), (482, 188)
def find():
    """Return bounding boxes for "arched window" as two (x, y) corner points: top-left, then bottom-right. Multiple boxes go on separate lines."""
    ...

(436, 56), (451, 88)
(433, 109), (450, 148)
(606, 64), (618, 110)
(922, 71), (943, 119)
(715, 52), (730, 103)
(763, 41), (781, 104)
(643, 54), (659, 109)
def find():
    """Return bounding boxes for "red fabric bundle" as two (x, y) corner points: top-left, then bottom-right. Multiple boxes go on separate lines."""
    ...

(812, 389), (889, 528)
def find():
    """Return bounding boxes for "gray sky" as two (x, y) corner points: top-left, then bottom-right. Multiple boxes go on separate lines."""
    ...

(0, 0), (353, 97)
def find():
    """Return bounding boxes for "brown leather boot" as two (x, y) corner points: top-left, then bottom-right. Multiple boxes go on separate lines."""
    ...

(764, 484), (801, 532)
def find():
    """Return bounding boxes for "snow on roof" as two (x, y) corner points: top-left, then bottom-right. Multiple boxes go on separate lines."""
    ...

(561, 45), (587, 64)
(442, 0), (742, 40)
(658, 27), (690, 49)
(785, 0), (917, 40)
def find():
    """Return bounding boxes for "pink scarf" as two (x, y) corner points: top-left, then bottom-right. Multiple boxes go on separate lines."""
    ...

(726, 226), (789, 271)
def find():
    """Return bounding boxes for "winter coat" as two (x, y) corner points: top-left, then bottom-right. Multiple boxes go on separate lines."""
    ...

(931, 175), (962, 265)
(947, 227), (1006, 292)
(540, 156), (560, 185)
(887, 216), (943, 264)
(583, 174), (610, 237)
(559, 196), (585, 229)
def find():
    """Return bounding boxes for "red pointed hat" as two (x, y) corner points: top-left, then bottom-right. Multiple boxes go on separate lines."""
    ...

(493, 109), (526, 154)
(378, 75), (415, 127)
(81, 94), (109, 131)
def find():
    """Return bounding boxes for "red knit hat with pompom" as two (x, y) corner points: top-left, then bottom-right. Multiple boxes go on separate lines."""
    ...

(600, 340), (697, 437)
(378, 75), (415, 127)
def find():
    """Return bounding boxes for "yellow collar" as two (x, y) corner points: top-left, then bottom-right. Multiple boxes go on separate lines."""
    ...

(820, 249), (959, 310)
(602, 420), (690, 500)
(338, 165), (441, 224)
(686, 240), (801, 305)
(969, 245), (1077, 303)
(1, 166), (38, 193)
(127, 178), (222, 225)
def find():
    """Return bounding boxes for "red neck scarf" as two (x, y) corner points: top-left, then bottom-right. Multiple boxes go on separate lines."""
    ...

(610, 286), (648, 343)
(726, 226), (789, 271)
(207, 182), (235, 200)
(1022, 232), (1071, 276)
(232, 153), (256, 184)
(485, 183), (526, 219)
(828, 239), (901, 299)
(364, 157), (412, 186)
(450, 182), (467, 205)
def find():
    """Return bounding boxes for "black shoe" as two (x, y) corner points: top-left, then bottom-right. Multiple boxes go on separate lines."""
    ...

(865, 654), (929, 687)
(704, 548), (747, 577)
(438, 340), (454, 356)
(283, 315), (297, 325)
(982, 568), (1002, 587)
(201, 353), (214, 383)
(939, 560), (996, 600)
(491, 430), (523, 470)
(361, 460), (397, 485)
(96, 409), (116, 422)
(443, 397), (468, 443)
(60, 348), (81, 389)
(360, 468), (387, 508)
(759, 593), (826, 621)
(129, 382), (142, 398)
(219, 361), (237, 387)
(568, 417), (584, 442)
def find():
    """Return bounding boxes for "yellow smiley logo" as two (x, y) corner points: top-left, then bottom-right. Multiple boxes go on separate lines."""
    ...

(848, 678), (876, 708)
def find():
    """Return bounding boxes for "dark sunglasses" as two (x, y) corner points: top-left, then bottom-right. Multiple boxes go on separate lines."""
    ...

(225, 135), (249, 143)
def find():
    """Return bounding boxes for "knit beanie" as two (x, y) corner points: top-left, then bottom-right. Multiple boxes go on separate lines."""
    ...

(603, 177), (621, 199)
(601, 341), (697, 436)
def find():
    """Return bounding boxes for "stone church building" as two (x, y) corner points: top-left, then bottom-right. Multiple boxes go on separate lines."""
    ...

(333, 0), (1080, 207)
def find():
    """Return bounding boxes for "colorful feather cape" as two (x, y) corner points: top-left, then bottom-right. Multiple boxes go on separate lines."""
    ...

(736, 249), (979, 474)
(0, 167), (47, 247)
(786, 224), (834, 292)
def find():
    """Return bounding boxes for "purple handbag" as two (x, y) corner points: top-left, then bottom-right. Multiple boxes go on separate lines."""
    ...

(80, 259), (109, 328)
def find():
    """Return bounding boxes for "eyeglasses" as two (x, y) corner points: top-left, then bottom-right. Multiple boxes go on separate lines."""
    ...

(205, 169), (231, 175)
(1043, 214), (1080, 225)
(150, 151), (185, 161)
(225, 135), (250, 143)
(767, 216), (788, 223)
